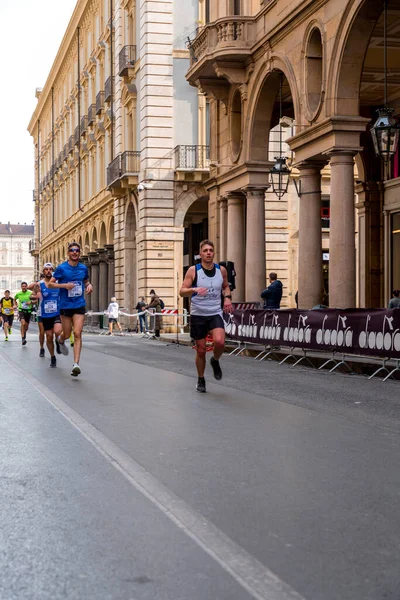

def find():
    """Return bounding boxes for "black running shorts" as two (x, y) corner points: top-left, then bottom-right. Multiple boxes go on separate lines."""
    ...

(60, 307), (86, 317)
(19, 310), (32, 323)
(42, 316), (62, 331)
(2, 314), (14, 326)
(190, 314), (225, 341)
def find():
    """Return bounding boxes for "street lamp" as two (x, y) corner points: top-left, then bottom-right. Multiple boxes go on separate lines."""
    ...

(370, 0), (400, 163)
(269, 156), (291, 199)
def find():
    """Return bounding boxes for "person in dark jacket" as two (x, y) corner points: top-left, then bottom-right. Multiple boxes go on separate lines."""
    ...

(261, 273), (283, 309)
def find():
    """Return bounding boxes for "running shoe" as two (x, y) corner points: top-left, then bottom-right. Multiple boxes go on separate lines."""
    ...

(71, 363), (81, 377)
(22, 338), (27, 346)
(55, 339), (61, 355)
(50, 356), (57, 368)
(4, 337), (8, 342)
(39, 348), (45, 358)
(8, 328), (11, 335)
(210, 356), (222, 380)
(196, 377), (206, 393)
(58, 338), (69, 356)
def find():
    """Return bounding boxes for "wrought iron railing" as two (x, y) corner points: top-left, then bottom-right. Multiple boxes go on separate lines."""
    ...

(74, 126), (80, 145)
(96, 91), (105, 115)
(107, 151), (141, 186)
(174, 145), (210, 170)
(105, 76), (114, 102)
(29, 239), (40, 253)
(88, 103), (96, 125)
(68, 136), (74, 153)
(118, 45), (137, 76)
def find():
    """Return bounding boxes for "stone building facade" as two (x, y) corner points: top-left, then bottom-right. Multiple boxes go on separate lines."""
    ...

(186, 0), (400, 309)
(0, 224), (35, 296)
(28, 0), (210, 313)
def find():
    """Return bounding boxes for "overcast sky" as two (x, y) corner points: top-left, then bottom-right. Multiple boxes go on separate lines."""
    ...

(0, 0), (77, 226)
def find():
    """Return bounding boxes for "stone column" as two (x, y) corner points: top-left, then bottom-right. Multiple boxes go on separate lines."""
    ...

(81, 255), (91, 311)
(105, 244), (115, 302)
(218, 197), (227, 262)
(297, 162), (325, 309)
(329, 152), (356, 308)
(98, 248), (109, 312)
(243, 187), (266, 301)
(88, 252), (100, 322)
(226, 192), (245, 301)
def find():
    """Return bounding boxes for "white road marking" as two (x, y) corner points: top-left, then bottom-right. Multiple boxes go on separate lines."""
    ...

(2, 352), (307, 600)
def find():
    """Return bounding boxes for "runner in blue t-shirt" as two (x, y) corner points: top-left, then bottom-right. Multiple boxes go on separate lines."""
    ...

(29, 263), (62, 368)
(49, 242), (93, 376)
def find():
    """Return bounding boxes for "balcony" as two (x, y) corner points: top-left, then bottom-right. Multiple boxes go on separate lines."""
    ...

(74, 126), (80, 145)
(118, 45), (137, 77)
(88, 103), (96, 125)
(32, 190), (37, 202)
(63, 144), (68, 160)
(187, 17), (255, 83)
(107, 151), (140, 192)
(105, 76), (114, 102)
(29, 239), (40, 257)
(96, 91), (105, 115)
(174, 145), (210, 181)
(68, 136), (74, 154)
(81, 115), (88, 135)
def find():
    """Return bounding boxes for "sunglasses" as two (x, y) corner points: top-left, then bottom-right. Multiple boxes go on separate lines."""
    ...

(69, 248), (80, 253)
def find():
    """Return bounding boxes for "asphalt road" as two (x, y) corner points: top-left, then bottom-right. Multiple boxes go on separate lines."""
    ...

(1, 327), (400, 600)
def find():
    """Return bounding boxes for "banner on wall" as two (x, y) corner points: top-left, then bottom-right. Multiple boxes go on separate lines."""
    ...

(223, 308), (400, 359)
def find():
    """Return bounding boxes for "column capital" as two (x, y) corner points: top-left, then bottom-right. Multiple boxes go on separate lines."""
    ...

(87, 251), (99, 266)
(104, 244), (115, 260)
(217, 195), (227, 205)
(325, 149), (359, 161)
(295, 159), (327, 173)
(241, 186), (267, 198)
(225, 191), (245, 205)
(80, 255), (89, 266)
(97, 248), (108, 262)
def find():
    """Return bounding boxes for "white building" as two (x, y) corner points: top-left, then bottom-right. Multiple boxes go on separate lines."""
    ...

(0, 224), (35, 296)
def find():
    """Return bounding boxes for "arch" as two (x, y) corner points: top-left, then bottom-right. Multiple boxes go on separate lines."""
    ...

(91, 226), (98, 252)
(304, 26), (324, 119)
(124, 199), (137, 311)
(328, 0), (382, 116)
(108, 216), (115, 244)
(84, 231), (90, 254)
(230, 88), (243, 162)
(175, 185), (208, 227)
(99, 221), (107, 247)
(247, 66), (296, 162)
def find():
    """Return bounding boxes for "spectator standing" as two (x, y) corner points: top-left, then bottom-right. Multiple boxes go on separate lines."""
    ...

(261, 273), (283, 309)
(388, 289), (400, 309)
(106, 297), (123, 335)
(136, 296), (147, 333)
(145, 290), (163, 337)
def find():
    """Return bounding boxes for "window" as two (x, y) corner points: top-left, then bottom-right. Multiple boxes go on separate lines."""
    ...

(1, 278), (7, 288)
(1, 253), (6, 265)
(17, 253), (22, 265)
(321, 196), (330, 229)
(16, 280), (22, 289)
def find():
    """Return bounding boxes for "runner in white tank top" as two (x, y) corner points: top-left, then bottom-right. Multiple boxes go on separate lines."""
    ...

(180, 239), (233, 393)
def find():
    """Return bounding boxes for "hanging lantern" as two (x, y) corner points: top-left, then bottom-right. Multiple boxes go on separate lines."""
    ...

(269, 156), (291, 199)
(371, 107), (400, 163)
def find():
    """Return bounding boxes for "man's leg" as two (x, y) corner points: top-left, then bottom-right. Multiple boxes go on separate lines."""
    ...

(45, 329), (55, 357)
(195, 338), (207, 377)
(108, 320), (113, 334)
(210, 327), (225, 380)
(39, 322), (45, 356)
(71, 313), (85, 365)
(20, 317), (27, 343)
(3, 319), (9, 338)
(59, 315), (72, 343)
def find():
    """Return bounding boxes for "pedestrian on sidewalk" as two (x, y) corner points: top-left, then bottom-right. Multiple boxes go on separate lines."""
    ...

(180, 239), (233, 393)
(388, 289), (400, 309)
(261, 273), (283, 309)
(48, 241), (93, 377)
(145, 290), (163, 338)
(106, 297), (123, 335)
(14, 282), (34, 345)
(135, 296), (147, 333)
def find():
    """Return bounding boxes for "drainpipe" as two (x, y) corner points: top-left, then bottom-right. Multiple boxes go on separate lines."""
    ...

(78, 26), (83, 211)
(37, 119), (41, 274)
(110, 0), (114, 161)
(51, 87), (55, 231)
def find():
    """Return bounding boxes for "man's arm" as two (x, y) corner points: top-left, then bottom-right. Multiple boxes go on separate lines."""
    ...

(84, 279), (93, 294)
(47, 276), (75, 290)
(261, 287), (271, 299)
(180, 266), (208, 297)
(220, 266), (233, 313)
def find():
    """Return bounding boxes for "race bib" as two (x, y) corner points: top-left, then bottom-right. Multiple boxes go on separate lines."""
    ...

(68, 282), (83, 298)
(4, 308), (10, 315)
(44, 301), (57, 314)
(21, 302), (29, 309)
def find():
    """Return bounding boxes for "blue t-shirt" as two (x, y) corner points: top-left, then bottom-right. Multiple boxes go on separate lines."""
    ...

(53, 261), (89, 309)
(40, 281), (60, 318)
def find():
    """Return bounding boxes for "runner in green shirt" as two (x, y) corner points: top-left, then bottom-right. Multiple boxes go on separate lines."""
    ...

(14, 282), (33, 346)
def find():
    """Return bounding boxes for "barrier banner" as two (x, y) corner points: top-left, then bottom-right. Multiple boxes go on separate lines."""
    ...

(223, 308), (400, 359)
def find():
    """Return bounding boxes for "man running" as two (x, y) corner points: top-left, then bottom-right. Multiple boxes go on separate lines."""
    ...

(0, 290), (15, 341)
(14, 282), (33, 345)
(180, 239), (233, 393)
(30, 264), (62, 368)
(29, 274), (46, 357)
(48, 242), (93, 376)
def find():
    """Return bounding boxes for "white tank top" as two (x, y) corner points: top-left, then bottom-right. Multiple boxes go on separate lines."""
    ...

(190, 263), (223, 316)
